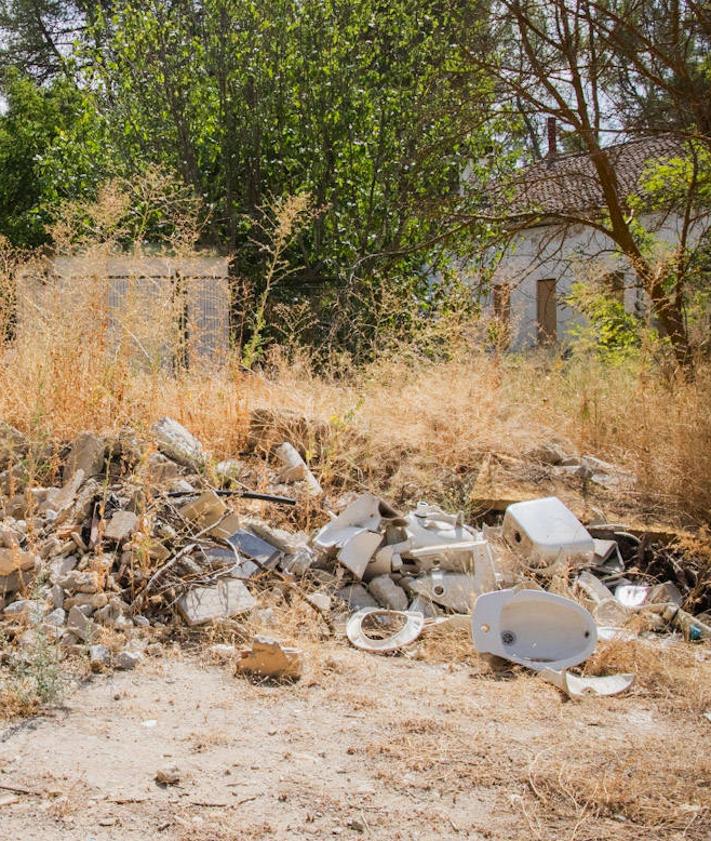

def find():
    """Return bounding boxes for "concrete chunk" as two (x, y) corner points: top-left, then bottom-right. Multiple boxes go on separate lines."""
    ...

(104, 510), (138, 543)
(152, 417), (207, 468)
(177, 578), (256, 626)
(58, 570), (101, 594)
(64, 432), (106, 480)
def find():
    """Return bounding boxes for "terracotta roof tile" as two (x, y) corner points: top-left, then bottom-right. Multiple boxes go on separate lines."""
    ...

(506, 134), (685, 215)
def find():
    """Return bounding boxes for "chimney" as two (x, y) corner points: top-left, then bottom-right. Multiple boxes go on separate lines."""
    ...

(546, 116), (557, 159)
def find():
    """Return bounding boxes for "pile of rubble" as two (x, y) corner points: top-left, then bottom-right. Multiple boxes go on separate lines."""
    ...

(0, 417), (708, 691)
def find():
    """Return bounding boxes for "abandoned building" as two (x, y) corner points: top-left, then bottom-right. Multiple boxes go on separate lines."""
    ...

(487, 126), (702, 349)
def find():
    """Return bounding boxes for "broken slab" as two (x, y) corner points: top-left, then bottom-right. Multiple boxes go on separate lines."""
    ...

(177, 578), (256, 626)
(152, 417), (207, 469)
(236, 635), (302, 680)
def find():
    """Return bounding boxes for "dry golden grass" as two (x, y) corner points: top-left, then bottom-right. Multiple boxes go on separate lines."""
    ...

(1, 250), (709, 525)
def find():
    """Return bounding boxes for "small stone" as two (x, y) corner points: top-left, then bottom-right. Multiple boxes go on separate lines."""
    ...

(146, 452), (182, 483)
(368, 575), (409, 611)
(115, 650), (142, 671)
(306, 592), (332, 613)
(3, 598), (46, 624)
(58, 570), (100, 594)
(0, 548), (37, 596)
(63, 592), (109, 613)
(49, 554), (78, 584)
(178, 491), (227, 530)
(44, 607), (66, 627)
(209, 643), (236, 662)
(67, 605), (95, 641)
(133, 614), (150, 628)
(527, 442), (570, 465)
(89, 644), (111, 672)
(146, 642), (163, 657)
(155, 765), (181, 786)
(215, 459), (245, 482)
(104, 510), (138, 543)
(348, 819), (365, 833)
(50, 584), (65, 609)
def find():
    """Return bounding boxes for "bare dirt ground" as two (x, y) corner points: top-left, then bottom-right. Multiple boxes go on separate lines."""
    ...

(2, 637), (709, 841)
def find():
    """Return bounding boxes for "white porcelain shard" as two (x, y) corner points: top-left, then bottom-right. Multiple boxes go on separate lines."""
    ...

(328, 493), (402, 532)
(410, 571), (478, 614)
(336, 530), (383, 580)
(363, 543), (404, 581)
(346, 608), (425, 653)
(502, 497), (594, 565)
(540, 668), (635, 700)
(614, 584), (650, 609)
(471, 588), (597, 671)
(404, 506), (478, 555)
(313, 525), (363, 554)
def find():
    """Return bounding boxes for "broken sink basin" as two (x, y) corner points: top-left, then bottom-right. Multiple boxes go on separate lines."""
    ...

(471, 588), (597, 671)
(502, 496), (594, 566)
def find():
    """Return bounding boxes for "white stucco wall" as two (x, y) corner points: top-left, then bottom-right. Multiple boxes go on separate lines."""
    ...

(488, 211), (696, 349)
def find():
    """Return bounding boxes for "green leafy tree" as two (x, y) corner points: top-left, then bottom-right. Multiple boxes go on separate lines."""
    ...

(0, 70), (111, 245)
(85, 0), (499, 284)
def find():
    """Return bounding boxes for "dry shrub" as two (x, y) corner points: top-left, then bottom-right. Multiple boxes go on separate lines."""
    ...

(0, 182), (709, 524)
(527, 739), (711, 838)
(584, 637), (711, 712)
